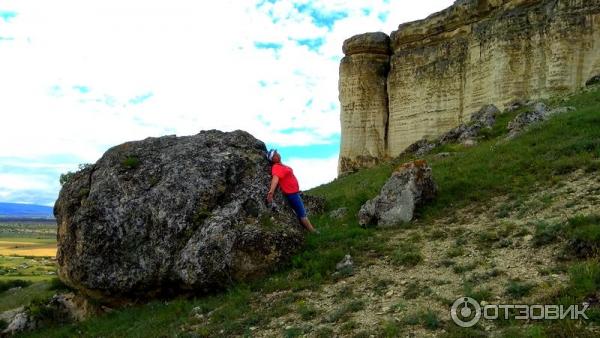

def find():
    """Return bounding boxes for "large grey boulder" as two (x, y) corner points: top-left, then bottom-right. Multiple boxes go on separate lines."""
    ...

(358, 160), (437, 227)
(54, 130), (304, 302)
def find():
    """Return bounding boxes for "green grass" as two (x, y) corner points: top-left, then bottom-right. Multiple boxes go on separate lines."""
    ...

(505, 280), (536, 299)
(0, 281), (56, 312)
(391, 242), (423, 267)
(533, 214), (600, 258)
(18, 86), (600, 337)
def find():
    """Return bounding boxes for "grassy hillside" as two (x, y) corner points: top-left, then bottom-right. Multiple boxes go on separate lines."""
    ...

(12, 86), (600, 337)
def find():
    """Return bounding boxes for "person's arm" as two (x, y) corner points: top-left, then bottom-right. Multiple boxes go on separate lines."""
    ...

(266, 175), (279, 203)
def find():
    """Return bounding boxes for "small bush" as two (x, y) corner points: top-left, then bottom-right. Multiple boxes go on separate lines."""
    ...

(532, 215), (600, 257)
(391, 243), (423, 267)
(324, 300), (364, 323)
(463, 282), (493, 302)
(59, 163), (93, 186)
(429, 229), (448, 240)
(505, 280), (535, 299)
(379, 320), (402, 337)
(567, 214), (600, 258)
(297, 302), (318, 320)
(121, 155), (141, 169)
(532, 220), (564, 246)
(453, 261), (479, 274)
(403, 310), (442, 330)
(447, 246), (465, 258)
(403, 281), (432, 300)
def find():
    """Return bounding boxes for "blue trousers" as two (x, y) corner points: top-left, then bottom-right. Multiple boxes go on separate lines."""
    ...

(285, 192), (307, 219)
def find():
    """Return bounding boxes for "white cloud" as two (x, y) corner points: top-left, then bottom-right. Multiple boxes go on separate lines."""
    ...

(286, 155), (339, 191)
(0, 174), (53, 191)
(0, 0), (454, 204)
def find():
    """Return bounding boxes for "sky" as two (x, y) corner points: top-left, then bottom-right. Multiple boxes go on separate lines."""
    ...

(0, 0), (455, 206)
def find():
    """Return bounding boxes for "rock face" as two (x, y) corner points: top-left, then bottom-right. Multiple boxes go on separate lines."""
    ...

(338, 32), (392, 174)
(358, 160), (437, 227)
(339, 0), (600, 175)
(54, 130), (304, 301)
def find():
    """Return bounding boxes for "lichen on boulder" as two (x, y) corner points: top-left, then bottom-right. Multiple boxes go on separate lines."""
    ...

(358, 160), (437, 227)
(54, 130), (305, 302)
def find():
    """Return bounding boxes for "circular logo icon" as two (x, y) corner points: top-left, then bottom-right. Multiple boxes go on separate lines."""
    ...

(451, 296), (481, 327)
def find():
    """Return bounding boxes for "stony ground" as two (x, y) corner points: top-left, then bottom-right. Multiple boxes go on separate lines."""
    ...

(238, 169), (600, 337)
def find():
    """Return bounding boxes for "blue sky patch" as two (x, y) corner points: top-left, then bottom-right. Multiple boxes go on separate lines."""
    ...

(256, 0), (278, 8)
(268, 131), (339, 159)
(269, 135), (340, 160)
(254, 41), (283, 50)
(0, 10), (17, 22)
(362, 8), (372, 16)
(293, 3), (348, 31)
(129, 92), (153, 105)
(295, 37), (324, 52)
(73, 85), (90, 94)
(378, 11), (390, 22)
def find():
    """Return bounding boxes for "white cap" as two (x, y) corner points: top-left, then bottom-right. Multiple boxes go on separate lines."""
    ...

(267, 149), (277, 162)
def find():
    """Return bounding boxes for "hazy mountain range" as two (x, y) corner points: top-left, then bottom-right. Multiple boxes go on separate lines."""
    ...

(0, 202), (55, 219)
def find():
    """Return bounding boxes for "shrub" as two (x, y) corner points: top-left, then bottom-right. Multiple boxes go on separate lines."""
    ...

(391, 243), (423, 267)
(403, 310), (442, 330)
(505, 280), (535, 299)
(297, 302), (318, 320)
(59, 163), (93, 186)
(121, 155), (140, 169)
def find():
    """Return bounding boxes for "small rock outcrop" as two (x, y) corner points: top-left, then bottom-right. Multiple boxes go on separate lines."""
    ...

(507, 103), (576, 138)
(358, 160), (437, 227)
(329, 207), (348, 220)
(54, 130), (305, 302)
(400, 104), (500, 157)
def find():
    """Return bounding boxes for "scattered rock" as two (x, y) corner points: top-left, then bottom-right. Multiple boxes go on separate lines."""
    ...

(400, 138), (437, 157)
(434, 152), (452, 158)
(2, 311), (34, 335)
(47, 293), (101, 322)
(335, 254), (354, 272)
(54, 130), (305, 302)
(505, 99), (527, 112)
(329, 207), (348, 220)
(470, 104), (500, 128)
(461, 139), (477, 147)
(507, 103), (575, 138)
(358, 160), (437, 227)
(548, 106), (576, 116)
(507, 104), (547, 137)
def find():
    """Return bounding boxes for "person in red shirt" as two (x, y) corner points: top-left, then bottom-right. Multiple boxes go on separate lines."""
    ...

(265, 149), (319, 234)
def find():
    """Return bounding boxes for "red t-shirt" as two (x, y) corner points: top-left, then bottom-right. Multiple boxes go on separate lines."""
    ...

(271, 163), (300, 194)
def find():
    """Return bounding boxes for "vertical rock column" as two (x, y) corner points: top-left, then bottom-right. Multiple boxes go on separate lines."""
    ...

(338, 32), (391, 176)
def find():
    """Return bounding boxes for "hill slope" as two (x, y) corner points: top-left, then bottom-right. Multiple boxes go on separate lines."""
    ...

(17, 86), (600, 337)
